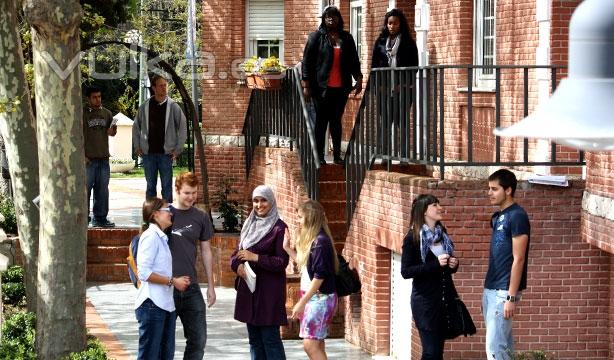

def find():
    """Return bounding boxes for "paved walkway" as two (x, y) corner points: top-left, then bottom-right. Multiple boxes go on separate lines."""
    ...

(86, 178), (374, 359)
(87, 283), (373, 359)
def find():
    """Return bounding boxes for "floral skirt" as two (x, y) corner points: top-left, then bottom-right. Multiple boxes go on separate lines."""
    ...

(298, 290), (338, 340)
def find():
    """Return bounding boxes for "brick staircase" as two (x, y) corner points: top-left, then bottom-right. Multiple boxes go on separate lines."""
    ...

(86, 227), (240, 285)
(87, 228), (139, 282)
(318, 164), (348, 249)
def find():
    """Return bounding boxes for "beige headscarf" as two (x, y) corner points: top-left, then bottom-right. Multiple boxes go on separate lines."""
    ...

(239, 185), (280, 250)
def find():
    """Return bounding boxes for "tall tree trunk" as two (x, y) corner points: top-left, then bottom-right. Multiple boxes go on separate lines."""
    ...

(24, 0), (87, 358)
(0, 0), (40, 314)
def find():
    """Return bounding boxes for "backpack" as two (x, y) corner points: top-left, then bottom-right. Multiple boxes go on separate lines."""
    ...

(335, 254), (361, 297)
(127, 234), (141, 288)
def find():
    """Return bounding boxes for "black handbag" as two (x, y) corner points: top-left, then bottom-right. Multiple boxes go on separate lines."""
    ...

(445, 297), (477, 340)
(335, 254), (361, 297)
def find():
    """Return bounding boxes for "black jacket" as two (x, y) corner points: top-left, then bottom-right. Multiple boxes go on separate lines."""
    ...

(371, 35), (418, 69)
(301, 27), (362, 94)
(401, 232), (458, 332)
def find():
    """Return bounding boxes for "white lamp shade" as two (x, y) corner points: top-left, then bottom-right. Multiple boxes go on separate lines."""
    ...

(494, 0), (614, 151)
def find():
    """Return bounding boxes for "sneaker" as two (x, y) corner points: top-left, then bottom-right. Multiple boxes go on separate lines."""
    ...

(91, 219), (115, 228)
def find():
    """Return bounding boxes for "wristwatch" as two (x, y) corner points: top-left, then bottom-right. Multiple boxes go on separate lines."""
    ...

(167, 277), (174, 287)
(506, 295), (517, 303)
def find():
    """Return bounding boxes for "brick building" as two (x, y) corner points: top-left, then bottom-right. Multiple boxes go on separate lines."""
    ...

(200, 0), (614, 359)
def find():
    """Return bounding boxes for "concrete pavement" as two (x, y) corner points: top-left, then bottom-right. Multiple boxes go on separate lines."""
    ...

(87, 178), (374, 359)
(87, 283), (373, 359)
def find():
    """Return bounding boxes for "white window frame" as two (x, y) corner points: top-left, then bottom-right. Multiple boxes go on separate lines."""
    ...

(245, 0), (284, 61)
(388, 0), (396, 11)
(473, 0), (496, 89)
(350, 0), (363, 61)
(321, 0), (331, 12)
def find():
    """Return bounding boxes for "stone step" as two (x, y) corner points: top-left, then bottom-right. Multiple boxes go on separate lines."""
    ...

(88, 246), (128, 264)
(319, 181), (346, 201)
(87, 228), (139, 246)
(87, 263), (129, 282)
(318, 164), (345, 182)
(320, 200), (346, 221)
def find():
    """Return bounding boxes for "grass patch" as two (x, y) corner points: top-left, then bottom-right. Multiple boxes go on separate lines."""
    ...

(111, 167), (189, 179)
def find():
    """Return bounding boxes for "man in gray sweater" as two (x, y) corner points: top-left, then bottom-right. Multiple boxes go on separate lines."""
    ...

(133, 74), (187, 202)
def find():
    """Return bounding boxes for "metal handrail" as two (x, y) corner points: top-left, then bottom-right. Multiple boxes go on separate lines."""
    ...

(242, 67), (321, 200)
(345, 64), (584, 225)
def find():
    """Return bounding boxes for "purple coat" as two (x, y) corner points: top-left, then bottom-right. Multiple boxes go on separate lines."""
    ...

(230, 219), (289, 326)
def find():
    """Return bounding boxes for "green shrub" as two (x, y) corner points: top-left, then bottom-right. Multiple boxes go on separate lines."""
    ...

(1, 265), (26, 305)
(0, 194), (17, 234)
(0, 311), (36, 360)
(1, 265), (23, 283)
(510, 350), (556, 360)
(2, 282), (26, 305)
(62, 337), (108, 360)
(213, 177), (240, 232)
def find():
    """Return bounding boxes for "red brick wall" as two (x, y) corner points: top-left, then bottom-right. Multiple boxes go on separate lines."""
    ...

(196, 145), (246, 208)
(583, 152), (614, 251)
(342, 170), (612, 359)
(246, 146), (310, 229)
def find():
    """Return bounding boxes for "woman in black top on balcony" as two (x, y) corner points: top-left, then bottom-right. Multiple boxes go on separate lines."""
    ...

(301, 5), (363, 166)
(371, 9), (418, 166)
(401, 194), (459, 360)
(371, 8), (418, 69)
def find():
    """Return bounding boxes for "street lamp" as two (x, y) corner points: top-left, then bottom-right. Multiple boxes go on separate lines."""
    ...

(494, 0), (614, 151)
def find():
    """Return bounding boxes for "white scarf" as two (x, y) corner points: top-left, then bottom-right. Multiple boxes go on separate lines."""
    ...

(386, 34), (401, 68)
(239, 185), (280, 250)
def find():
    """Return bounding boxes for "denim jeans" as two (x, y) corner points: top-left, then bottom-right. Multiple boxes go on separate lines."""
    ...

(135, 298), (176, 360)
(417, 328), (445, 360)
(174, 284), (207, 360)
(86, 158), (110, 222)
(483, 289), (521, 360)
(142, 153), (173, 202)
(246, 324), (286, 360)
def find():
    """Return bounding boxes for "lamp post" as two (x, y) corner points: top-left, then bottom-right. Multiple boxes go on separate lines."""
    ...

(494, 0), (614, 151)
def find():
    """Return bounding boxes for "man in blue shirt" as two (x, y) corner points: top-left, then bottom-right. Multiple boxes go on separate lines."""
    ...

(483, 169), (530, 360)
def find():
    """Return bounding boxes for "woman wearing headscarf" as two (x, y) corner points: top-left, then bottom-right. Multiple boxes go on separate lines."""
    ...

(230, 185), (289, 360)
(301, 5), (363, 165)
(401, 194), (459, 360)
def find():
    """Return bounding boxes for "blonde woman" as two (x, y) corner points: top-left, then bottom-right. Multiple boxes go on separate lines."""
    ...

(283, 200), (338, 360)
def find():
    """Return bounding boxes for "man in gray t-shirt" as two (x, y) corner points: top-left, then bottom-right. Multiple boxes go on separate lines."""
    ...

(170, 172), (215, 359)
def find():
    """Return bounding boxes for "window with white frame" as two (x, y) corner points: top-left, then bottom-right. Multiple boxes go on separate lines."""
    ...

(321, 0), (331, 12)
(388, 0), (396, 11)
(350, 1), (363, 60)
(474, 0), (496, 88)
(246, 0), (284, 60)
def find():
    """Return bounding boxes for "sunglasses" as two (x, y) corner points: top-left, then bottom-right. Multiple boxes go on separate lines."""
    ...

(158, 207), (171, 212)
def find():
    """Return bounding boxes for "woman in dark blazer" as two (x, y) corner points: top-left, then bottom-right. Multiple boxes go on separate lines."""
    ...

(231, 185), (289, 360)
(301, 5), (363, 165)
(401, 194), (459, 360)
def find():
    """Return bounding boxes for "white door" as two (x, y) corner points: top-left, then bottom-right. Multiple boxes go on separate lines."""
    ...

(390, 251), (412, 359)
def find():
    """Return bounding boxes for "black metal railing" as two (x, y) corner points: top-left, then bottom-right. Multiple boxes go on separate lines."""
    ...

(345, 65), (585, 225)
(243, 67), (321, 200)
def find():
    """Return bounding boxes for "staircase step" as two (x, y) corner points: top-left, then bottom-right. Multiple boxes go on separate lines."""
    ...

(370, 163), (428, 175)
(319, 182), (346, 200)
(88, 228), (139, 246)
(88, 246), (128, 264)
(328, 222), (348, 245)
(320, 200), (346, 221)
(87, 263), (129, 282)
(318, 164), (345, 182)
